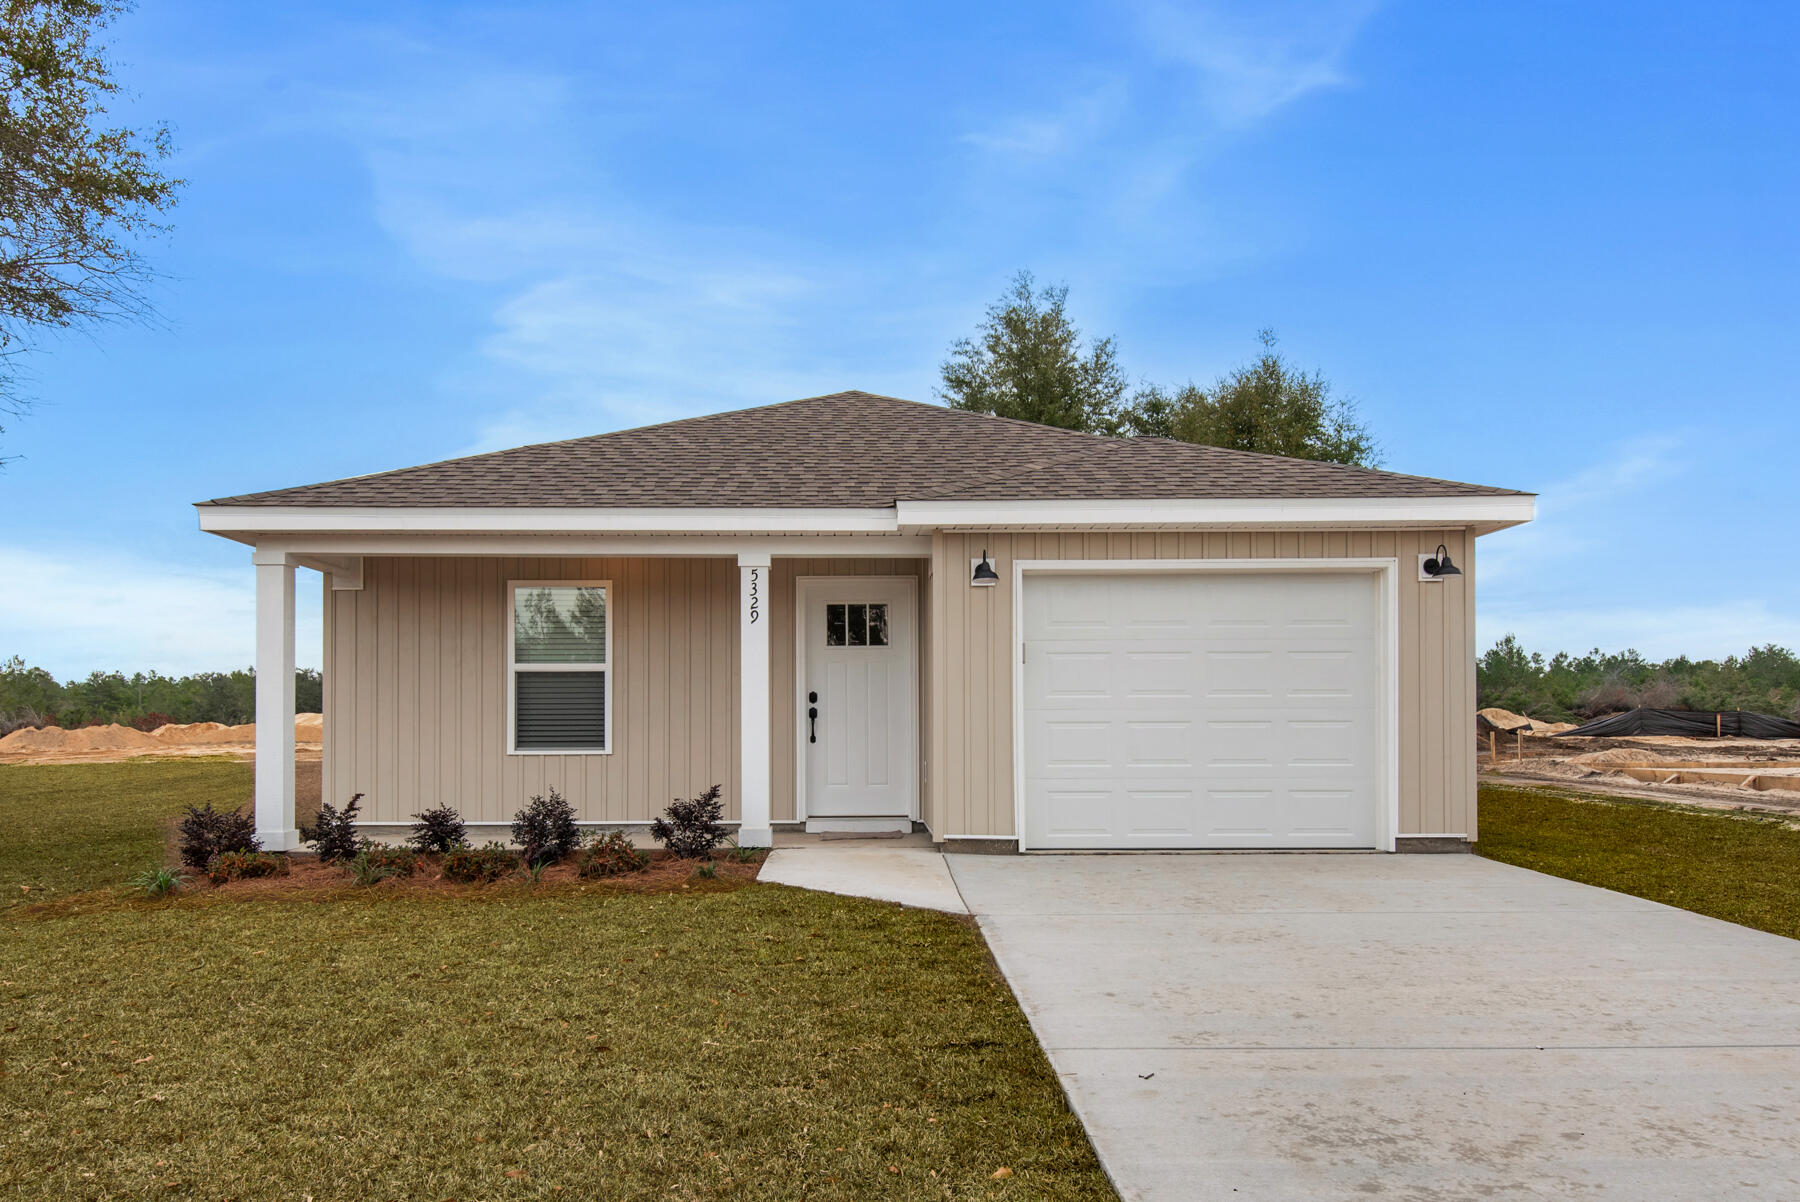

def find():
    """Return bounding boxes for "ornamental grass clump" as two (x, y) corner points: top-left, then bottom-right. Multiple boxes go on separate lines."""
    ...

(177, 804), (259, 869)
(577, 829), (649, 878)
(649, 784), (727, 858)
(511, 788), (579, 867)
(128, 865), (187, 898)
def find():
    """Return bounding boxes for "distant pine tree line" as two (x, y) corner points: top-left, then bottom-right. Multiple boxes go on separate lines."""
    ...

(1478, 637), (1800, 723)
(0, 656), (322, 735)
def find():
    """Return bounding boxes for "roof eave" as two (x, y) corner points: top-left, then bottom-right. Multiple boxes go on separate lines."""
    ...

(196, 493), (1535, 543)
(892, 495), (1536, 532)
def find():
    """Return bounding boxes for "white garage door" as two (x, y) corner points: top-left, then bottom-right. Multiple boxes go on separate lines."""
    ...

(1021, 571), (1383, 850)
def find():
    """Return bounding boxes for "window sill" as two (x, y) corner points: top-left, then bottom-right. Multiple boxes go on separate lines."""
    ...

(506, 748), (614, 756)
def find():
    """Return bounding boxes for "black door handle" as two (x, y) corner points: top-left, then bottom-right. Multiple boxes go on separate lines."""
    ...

(808, 706), (819, 743)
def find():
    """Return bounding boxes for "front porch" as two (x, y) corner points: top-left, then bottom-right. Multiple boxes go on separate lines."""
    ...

(241, 539), (935, 851)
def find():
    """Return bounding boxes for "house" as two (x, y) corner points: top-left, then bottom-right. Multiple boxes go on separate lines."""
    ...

(196, 391), (1533, 853)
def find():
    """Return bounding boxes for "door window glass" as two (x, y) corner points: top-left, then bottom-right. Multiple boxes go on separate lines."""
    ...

(824, 602), (889, 648)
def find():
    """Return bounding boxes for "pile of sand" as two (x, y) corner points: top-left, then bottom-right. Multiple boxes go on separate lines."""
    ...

(0, 724), (161, 753)
(1477, 707), (1535, 733)
(1, 713), (327, 761)
(157, 722), (257, 745)
(150, 721), (229, 741)
(1479, 709), (1581, 736)
(1570, 747), (1679, 767)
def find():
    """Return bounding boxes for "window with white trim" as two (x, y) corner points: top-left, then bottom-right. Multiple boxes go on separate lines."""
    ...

(508, 582), (610, 753)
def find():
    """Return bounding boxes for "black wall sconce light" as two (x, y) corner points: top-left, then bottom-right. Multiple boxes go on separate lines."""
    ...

(1421, 544), (1462, 579)
(971, 549), (999, 587)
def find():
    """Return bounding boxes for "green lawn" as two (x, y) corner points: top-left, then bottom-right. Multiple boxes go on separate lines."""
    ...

(1477, 782), (1800, 940)
(0, 758), (252, 910)
(0, 762), (1113, 1200)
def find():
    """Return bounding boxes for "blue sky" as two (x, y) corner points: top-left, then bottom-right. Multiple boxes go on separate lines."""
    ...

(2, 0), (1795, 677)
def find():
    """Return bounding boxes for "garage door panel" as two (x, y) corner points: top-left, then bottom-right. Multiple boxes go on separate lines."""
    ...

(1284, 716), (1366, 772)
(1120, 789), (1199, 837)
(1288, 788), (1361, 835)
(1033, 575), (1114, 633)
(1023, 572), (1381, 850)
(1040, 650), (1112, 701)
(1039, 720), (1113, 769)
(1041, 788), (1113, 838)
(1124, 719), (1196, 769)
(1123, 650), (1197, 700)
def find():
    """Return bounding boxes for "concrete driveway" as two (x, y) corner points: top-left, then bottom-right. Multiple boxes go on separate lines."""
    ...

(948, 854), (1800, 1201)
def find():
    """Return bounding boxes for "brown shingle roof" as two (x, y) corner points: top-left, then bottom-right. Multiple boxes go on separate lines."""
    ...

(203, 391), (1525, 508)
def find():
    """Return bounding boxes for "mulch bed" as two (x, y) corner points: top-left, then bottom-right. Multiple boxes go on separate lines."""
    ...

(179, 845), (765, 901)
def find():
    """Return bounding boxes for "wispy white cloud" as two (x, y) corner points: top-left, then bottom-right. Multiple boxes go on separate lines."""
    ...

(1132, 0), (1380, 128)
(320, 44), (942, 452)
(961, 1), (1378, 166)
(1471, 433), (1799, 660)
(960, 82), (1126, 160)
(0, 545), (323, 678)
(1478, 434), (1682, 590)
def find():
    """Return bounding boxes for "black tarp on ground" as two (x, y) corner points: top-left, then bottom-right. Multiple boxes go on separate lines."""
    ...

(1561, 707), (1800, 739)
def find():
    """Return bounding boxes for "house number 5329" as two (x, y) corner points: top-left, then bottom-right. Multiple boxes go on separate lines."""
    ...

(747, 567), (761, 624)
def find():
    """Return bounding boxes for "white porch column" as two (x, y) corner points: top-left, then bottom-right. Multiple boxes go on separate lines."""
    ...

(737, 551), (773, 847)
(252, 548), (299, 851)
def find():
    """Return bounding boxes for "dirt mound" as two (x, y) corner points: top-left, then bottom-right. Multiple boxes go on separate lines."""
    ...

(296, 713), (323, 743)
(1570, 747), (1678, 767)
(0, 723), (162, 753)
(1530, 721), (1580, 736)
(1477, 707), (1535, 733)
(150, 721), (228, 741)
(170, 723), (257, 745)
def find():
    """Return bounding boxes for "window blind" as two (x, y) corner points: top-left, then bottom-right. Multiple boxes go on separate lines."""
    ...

(514, 671), (607, 751)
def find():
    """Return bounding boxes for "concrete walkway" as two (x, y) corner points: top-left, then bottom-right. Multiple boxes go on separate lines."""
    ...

(949, 853), (1800, 1201)
(759, 846), (968, 913)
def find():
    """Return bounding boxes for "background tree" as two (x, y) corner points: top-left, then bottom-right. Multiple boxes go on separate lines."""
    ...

(0, 0), (181, 451)
(1125, 330), (1380, 467)
(0, 655), (322, 732)
(1475, 638), (1800, 722)
(936, 270), (1127, 432)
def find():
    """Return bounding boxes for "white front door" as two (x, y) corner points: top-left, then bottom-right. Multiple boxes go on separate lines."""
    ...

(1022, 570), (1382, 850)
(799, 577), (917, 821)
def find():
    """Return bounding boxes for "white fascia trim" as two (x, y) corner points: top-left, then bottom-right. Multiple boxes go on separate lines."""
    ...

(245, 534), (934, 558)
(198, 505), (902, 535)
(895, 495), (1536, 529)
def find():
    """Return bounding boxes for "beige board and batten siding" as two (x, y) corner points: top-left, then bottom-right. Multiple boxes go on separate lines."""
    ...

(324, 556), (740, 827)
(767, 557), (930, 824)
(323, 554), (932, 829)
(928, 530), (1479, 842)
